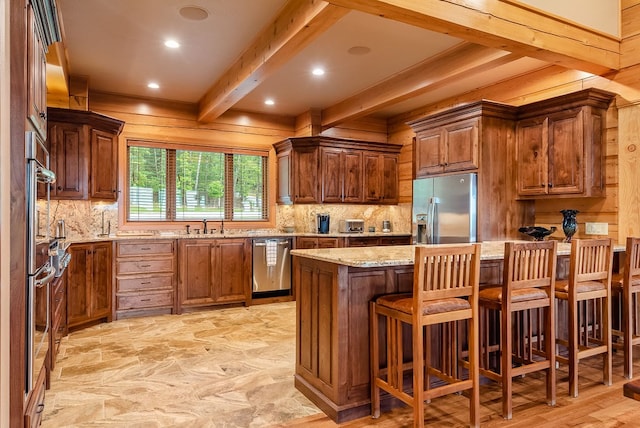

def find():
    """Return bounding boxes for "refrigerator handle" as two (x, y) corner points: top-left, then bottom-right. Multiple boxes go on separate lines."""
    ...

(428, 197), (440, 244)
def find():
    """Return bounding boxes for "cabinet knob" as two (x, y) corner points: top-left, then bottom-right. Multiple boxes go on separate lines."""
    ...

(57, 186), (62, 191)
(39, 112), (46, 119)
(541, 184), (546, 188)
(548, 183), (553, 188)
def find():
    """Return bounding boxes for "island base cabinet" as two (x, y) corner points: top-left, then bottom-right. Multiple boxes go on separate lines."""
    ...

(177, 239), (250, 313)
(293, 256), (413, 423)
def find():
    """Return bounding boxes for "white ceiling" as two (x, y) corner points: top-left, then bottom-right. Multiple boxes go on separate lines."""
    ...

(56, 0), (551, 120)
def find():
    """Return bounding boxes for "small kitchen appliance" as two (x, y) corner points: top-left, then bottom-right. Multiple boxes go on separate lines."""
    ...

(339, 219), (364, 233)
(317, 213), (330, 234)
(382, 220), (391, 233)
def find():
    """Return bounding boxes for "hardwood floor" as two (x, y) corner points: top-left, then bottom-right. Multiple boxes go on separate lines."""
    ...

(44, 301), (640, 427)
(282, 355), (640, 427)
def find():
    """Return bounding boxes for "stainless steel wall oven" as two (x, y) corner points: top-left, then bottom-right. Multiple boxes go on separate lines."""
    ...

(25, 130), (56, 396)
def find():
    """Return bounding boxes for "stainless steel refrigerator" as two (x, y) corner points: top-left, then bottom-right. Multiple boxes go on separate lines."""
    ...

(412, 173), (478, 244)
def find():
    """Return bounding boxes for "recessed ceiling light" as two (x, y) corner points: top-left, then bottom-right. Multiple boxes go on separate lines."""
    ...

(348, 46), (371, 56)
(264, 99), (275, 106)
(179, 6), (209, 21)
(148, 82), (160, 89)
(164, 39), (180, 49)
(312, 67), (325, 76)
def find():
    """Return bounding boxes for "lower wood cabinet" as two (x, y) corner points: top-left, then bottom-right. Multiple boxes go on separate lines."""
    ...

(24, 366), (46, 428)
(67, 241), (112, 329)
(177, 238), (250, 313)
(115, 240), (176, 319)
(345, 235), (411, 247)
(296, 236), (343, 249)
(49, 273), (67, 371)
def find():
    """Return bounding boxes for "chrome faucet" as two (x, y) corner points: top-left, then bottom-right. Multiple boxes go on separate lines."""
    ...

(202, 219), (208, 234)
(220, 219), (224, 234)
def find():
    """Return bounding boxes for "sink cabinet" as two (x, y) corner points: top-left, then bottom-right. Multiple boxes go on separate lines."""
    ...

(67, 241), (113, 329)
(48, 108), (124, 201)
(515, 88), (615, 198)
(275, 137), (401, 205)
(177, 238), (250, 312)
(115, 240), (176, 319)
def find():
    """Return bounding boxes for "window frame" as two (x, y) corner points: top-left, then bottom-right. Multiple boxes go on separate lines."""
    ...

(120, 138), (274, 231)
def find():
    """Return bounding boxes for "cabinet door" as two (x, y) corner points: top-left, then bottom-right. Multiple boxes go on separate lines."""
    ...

(547, 108), (584, 195)
(364, 153), (382, 203)
(276, 152), (292, 204)
(27, 5), (47, 139)
(91, 242), (112, 319)
(292, 147), (319, 203)
(443, 118), (479, 172)
(364, 153), (398, 204)
(178, 241), (216, 308)
(415, 130), (444, 177)
(343, 151), (363, 203)
(90, 128), (119, 200)
(321, 148), (343, 203)
(296, 237), (318, 249)
(49, 122), (89, 199)
(379, 154), (399, 204)
(214, 239), (248, 303)
(516, 117), (549, 196)
(67, 244), (91, 326)
(317, 237), (342, 248)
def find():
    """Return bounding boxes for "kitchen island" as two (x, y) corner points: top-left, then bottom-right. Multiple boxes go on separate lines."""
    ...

(290, 241), (619, 423)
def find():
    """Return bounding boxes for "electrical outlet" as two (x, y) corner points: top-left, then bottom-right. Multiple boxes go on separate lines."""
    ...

(585, 222), (608, 235)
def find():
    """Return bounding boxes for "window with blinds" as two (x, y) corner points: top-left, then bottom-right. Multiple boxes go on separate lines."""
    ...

(127, 140), (268, 222)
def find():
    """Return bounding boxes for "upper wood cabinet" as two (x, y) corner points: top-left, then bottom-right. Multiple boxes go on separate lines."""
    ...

(47, 108), (124, 201)
(515, 88), (615, 199)
(26, 3), (48, 139)
(409, 101), (535, 242)
(274, 136), (401, 205)
(411, 117), (479, 177)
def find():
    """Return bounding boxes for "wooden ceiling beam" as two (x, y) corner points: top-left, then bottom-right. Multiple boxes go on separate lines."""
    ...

(197, 0), (348, 123)
(321, 43), (519, 128)
(325, 0), (620, 75)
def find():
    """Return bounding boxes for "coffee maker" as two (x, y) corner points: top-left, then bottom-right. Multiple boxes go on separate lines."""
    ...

(317, 213), (330, 234)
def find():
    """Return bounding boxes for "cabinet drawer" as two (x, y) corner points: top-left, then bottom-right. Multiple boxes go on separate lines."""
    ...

(378, 236), (411, 246)
(116, 258), (173, 275)
(117, 274), (173, 292)
(117, 290), (173, 310)
(346, 236), (379, 247)
(117, 241), (174, 257)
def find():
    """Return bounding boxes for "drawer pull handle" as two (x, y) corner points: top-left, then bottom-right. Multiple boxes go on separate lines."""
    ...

(140, 299), (151, 302)
(141, 281), (151, 285)
(36, 403), (45, 413)
(140, 247), (151, 250)
(140, 264), (151, 268)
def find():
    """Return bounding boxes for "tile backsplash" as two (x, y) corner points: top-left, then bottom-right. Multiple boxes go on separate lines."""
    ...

(48, 200), (412, 240)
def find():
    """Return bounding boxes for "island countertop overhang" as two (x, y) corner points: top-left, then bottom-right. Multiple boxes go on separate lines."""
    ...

(291, 240), (624, 268)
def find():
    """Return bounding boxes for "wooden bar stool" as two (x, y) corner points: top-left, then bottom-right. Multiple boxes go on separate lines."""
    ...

(478, 240), (558, 420)
(370, 244), (481, 427)
(611, 237), (640, 379)
(555, 238), (614, 397)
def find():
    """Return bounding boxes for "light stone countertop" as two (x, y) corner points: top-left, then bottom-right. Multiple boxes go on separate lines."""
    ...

(290, 240), (625, 268)
(65, 230), (411, 245)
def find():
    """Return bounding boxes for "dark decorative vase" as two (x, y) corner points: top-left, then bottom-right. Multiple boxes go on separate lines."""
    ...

(561, 209), (579, 242)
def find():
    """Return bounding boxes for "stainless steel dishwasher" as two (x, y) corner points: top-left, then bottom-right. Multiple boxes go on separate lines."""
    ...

(252, 238), (292, 296)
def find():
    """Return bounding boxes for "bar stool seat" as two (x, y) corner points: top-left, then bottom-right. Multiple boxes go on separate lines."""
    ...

(611, 237), (640, 379)
(370, 244), (482, 428)
(478, 240), (557, 420)
(554, 238), (614, 398)
(377, 294), (471, 315)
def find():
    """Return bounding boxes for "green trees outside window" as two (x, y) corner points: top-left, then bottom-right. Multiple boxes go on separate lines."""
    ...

(128, 143), (267, 222)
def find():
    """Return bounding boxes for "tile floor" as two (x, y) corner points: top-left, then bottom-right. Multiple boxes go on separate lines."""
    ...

(42, 302), (321, 427)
